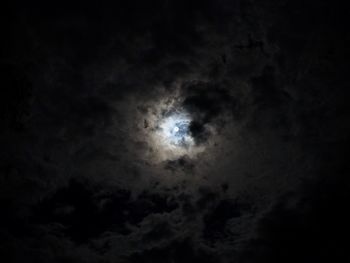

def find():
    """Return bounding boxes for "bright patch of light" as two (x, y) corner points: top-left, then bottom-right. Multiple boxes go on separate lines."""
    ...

(159, 112), (194, 148)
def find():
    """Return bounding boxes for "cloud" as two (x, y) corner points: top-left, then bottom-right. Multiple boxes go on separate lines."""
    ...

(239, 177), (350, 262)
(127, 238), (217, 263)
(164, 156), (195, 173)
(202, 199), (252, 244)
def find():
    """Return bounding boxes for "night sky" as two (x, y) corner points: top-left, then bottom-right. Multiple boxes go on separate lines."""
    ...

(1, 1), (350, 262)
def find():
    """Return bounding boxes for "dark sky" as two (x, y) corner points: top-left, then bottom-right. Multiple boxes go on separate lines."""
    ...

(1, 0), (350, 262)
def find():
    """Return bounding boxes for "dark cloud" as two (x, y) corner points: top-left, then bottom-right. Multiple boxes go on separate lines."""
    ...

(240, 178), (350, 262)
(202, 199), (252, 244)
(28, 179), (180, 243)
(32, 180), (132, 241)
(183, 81), (237, 122)
(181, 80), (240, 144)
(164, 156), (195, 173)
(0, 64), (33, 131)
(127, 238), (217, 263)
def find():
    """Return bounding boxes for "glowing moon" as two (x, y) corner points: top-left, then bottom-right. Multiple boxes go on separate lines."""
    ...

(159, 112), (194, 147)
(138, 94), (207, 162)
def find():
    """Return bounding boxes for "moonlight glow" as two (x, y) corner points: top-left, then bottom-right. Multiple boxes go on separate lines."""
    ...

(159, 112), (194, 147)
(140, 94), (207, 162)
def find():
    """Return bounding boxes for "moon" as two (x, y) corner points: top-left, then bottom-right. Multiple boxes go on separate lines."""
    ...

(159, 112), (194, 148)
(137, 94), (209, 162)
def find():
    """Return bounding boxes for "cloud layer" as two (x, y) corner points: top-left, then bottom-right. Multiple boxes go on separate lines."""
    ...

(1, 0), (349, 262)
